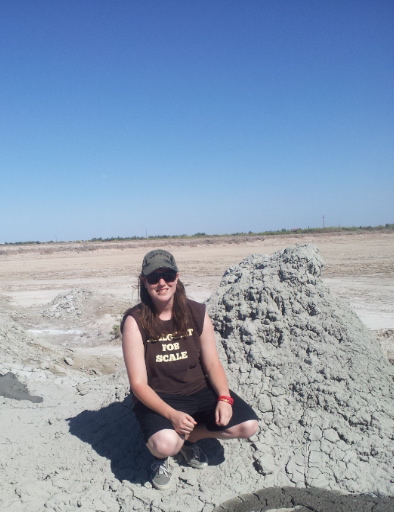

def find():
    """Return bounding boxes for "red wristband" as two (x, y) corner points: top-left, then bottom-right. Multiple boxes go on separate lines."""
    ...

(217, 395), (234, 406)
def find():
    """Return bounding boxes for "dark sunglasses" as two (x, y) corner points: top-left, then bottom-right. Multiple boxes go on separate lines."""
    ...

(145, 270), (177, 285)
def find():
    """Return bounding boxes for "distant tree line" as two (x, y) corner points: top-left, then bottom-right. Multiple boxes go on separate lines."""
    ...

(3, 223), (393, 245)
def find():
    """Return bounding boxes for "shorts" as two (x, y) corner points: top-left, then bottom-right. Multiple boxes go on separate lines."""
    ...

(133, 386), (259, 443)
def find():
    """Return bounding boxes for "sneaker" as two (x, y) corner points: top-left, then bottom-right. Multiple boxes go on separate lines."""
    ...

(151, 458), (172, 490)
(179, 443), (208, 469)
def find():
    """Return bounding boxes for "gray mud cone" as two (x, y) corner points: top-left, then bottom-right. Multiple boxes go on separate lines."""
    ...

(207, 244), (394, 495)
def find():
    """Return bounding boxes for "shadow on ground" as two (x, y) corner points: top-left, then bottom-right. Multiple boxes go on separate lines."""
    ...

(214, 486), (394, 512)
(68, 396), (224, 484)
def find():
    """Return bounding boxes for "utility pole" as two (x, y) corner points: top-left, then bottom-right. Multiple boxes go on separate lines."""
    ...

(322, 216), (325, 228)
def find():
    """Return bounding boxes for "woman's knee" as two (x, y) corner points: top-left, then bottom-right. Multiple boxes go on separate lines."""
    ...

(147, 429), (182, 458)
(225, 419), (258, 439)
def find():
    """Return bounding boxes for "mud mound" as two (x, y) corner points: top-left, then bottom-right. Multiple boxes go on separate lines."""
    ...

(42, 289), (94, 319)
(0, 308), (53, 375)
(0, 304), (78, 382)
(207, 245), (394, 495)
(38, 288), (128, 348)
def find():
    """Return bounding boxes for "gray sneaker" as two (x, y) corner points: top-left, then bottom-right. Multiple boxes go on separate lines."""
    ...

(151, 458), (172, 490)
(179, 443), (208, 469)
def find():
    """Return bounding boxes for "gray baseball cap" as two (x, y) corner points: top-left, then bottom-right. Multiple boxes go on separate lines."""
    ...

(141, 249), (178, 276)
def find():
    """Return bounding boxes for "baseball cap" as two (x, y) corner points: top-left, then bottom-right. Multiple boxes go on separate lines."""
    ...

(141, 249), (178, 276)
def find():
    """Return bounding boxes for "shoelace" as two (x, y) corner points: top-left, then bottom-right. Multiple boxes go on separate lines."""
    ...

(151, 460), (170, 476)
(185, 444), (204, 461)
(192, 446), (202, 460)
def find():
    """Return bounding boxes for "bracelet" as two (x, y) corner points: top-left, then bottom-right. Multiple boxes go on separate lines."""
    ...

(218, 395), (234, 406)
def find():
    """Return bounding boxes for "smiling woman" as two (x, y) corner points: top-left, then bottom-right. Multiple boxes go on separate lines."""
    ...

(120, 249), (258, 490)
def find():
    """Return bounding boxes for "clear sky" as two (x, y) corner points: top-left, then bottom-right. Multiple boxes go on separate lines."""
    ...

(1, 1), (393, 243)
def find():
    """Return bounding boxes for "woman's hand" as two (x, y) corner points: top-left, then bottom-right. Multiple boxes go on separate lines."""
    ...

(215, 401), (233, 426)
(169, 410), (197, 435)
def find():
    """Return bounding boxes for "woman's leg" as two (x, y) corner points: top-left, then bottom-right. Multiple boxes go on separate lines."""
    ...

(147, 428), (184, 458)
(187, 419), (258, 443)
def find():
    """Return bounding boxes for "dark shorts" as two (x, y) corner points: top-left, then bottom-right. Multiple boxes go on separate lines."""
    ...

(133, 386), (259, 443)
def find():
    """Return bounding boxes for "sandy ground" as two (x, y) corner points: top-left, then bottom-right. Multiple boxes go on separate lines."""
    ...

(0, 231), (393, 368)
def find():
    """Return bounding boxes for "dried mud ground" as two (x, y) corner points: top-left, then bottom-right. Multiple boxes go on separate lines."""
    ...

(0, 231), (393, 374)
(0, 231), (393, 512)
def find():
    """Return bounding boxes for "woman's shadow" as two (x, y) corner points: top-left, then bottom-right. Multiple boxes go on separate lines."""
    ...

(67, 395), (224, 484)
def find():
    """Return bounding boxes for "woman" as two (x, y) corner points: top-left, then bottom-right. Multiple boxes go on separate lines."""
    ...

(121, 249), (258, 490)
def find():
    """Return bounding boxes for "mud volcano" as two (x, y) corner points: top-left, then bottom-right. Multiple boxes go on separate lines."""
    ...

(207, 244), (393, 499)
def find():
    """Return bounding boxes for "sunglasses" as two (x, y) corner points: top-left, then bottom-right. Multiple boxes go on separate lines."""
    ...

(145, 270), (177, 285)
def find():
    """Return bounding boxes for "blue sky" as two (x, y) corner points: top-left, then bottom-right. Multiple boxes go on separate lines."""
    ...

(1, 1), (393, 242)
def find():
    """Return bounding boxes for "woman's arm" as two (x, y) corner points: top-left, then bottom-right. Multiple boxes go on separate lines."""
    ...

(122, 315), (196, 435)
(200, 312), (233, 426)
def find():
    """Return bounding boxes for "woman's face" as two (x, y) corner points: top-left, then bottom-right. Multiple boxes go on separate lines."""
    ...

(143, 267), (179, 305)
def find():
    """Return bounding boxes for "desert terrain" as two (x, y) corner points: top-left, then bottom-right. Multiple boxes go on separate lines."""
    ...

(0, 230), (393, 512)
(0, 230), (393, 372)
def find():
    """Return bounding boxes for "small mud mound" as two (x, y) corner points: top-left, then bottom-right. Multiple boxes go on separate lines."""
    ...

(0, 306), (84, 383)
(42, 289), (93, 319)
(207, 245), (394, 495)
(0, 309), (54, 373)
(38, 288), (129, 348)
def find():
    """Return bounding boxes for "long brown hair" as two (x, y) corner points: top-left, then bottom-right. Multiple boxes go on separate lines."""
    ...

(121, 275), (192, 339)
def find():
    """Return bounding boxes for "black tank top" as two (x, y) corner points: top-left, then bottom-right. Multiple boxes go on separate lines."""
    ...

(125, 299), (208, 395)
